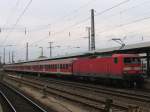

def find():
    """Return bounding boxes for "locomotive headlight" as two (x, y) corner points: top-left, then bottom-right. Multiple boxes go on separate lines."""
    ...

(123, 67), (132, 71)
(134, 67), (141, 70)
(123, 71), (128, 74)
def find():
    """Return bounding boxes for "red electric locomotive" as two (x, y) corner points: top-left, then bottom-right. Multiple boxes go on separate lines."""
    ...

(73, 54), (143, 86)
(3, 54), (144, 87)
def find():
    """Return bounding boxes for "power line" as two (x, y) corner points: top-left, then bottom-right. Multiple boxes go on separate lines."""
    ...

(4, 0), (131, 49)
(6, 0), (96, 48)
(52, 0), (97, 25)
(95, 0), (150, 30)
(0, 0), (144, 33)
(1, 0), (33, 46)
(1, 0), (96, 34)
(9, 0), (143, 57)
(2, 0), (20, 31)
(47, 0), (131, 38)
(97, 15), (150, 35)
(95, 0), (130, 17)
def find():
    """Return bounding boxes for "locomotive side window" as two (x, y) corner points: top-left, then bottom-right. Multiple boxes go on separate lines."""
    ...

(114, 58), (118, 64)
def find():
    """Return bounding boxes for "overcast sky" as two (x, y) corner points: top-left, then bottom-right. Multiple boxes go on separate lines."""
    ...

(0, 0), (150, 62)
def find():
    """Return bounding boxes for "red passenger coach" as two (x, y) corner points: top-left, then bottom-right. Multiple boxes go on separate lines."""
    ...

(3, 54), (144, 86)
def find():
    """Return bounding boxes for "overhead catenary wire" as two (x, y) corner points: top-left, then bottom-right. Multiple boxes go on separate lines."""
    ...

(0, 0), (97, 33)
(95, 0), (130, 17)
(2, 0), (147, 34)
(0, 0), (144, 33)
(95, 0), (150, 29)
(23, 0), (131, 45)
(14, 0), (133, 56)
(1, 0), (33, 46)
(2, 0), (20, 32)
(4, 0), (98, 53)
(51, 0), (97, 25)
(6, 0), (150, 61)
(51, 0), (131, 37)
(96, 14), (150, 35)
(1, 0), (131, 35)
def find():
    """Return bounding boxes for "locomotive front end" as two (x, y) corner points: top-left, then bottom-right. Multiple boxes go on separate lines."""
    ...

(122, 55), (144, 86)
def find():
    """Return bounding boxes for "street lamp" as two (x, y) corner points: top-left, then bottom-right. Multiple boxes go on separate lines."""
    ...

(111, 38), (125, 49)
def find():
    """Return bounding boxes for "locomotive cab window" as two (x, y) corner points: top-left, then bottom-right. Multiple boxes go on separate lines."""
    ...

(114, 58), (118, 64)
(124, 58), (140, 64)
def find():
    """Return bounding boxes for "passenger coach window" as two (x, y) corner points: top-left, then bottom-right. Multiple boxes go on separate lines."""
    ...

(63, 64), (65, 69)
(60, 64), (62, 69)
(114, 58), (118, 64)
(55, 64), (57, 69)
(66, 64), (68, 69)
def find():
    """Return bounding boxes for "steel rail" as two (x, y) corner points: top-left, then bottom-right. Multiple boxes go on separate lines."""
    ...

(43, 78), (150, 102)
(18, 75), (150, 103)
(0, 90), (16, 112)
(7, 76), (128, 111)
(0, 82), (48, 112)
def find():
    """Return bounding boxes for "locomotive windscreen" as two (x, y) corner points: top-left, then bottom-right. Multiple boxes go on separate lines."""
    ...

(124, 58), (140, 64)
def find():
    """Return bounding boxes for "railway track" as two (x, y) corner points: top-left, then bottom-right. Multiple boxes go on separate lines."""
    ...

(41, 77), (150, 103)
(11, 75), (150, 111)
(5, 75), (135, 112)
(18, 75), (150, 104)
(0, 82), (48, 112)
(0, 90), (16, 112)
